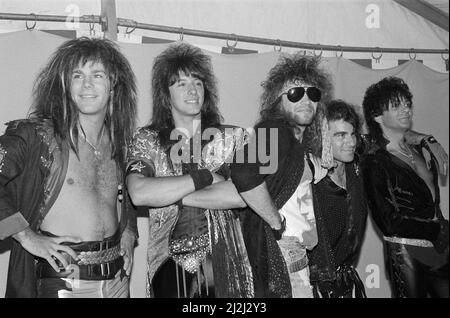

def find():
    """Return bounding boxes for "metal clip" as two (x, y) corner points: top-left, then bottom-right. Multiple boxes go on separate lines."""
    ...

(100, 262), (110, 277)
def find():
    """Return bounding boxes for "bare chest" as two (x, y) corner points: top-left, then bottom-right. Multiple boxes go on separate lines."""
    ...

(411, 153), (436, 200)
(65, 148), (119, 200)
(41, 147), (120, 239)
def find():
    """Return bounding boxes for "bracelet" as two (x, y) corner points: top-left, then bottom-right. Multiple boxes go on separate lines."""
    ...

(189, 169), (213, 191)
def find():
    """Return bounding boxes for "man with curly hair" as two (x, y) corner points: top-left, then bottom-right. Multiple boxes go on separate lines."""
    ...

(230, 53), (333, 297)
(126, 43), (255, 298)
(0, 37), (138, 297)
(307, 100), (368, 298)
(361, 76), (449, 298)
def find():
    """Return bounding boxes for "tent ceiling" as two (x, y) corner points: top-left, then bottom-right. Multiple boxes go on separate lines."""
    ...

(423, 0), (449, 14)
(393, 0), (449, 31)
(0, 0), (448, 51)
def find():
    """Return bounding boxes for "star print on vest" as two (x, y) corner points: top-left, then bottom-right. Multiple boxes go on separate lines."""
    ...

(126, 159), (154, 177)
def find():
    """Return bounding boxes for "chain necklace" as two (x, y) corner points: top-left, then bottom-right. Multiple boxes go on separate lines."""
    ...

(393, 144), (416, 169)
(79, 123), (105, 159)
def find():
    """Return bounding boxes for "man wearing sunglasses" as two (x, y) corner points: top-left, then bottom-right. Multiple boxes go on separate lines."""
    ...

(231, 54), (332, 297)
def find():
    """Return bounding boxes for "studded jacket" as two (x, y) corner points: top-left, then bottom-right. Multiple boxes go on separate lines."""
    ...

(0, 118), (137, 298)
(308, 161), (368, 297)
(360, 143), (446, 249)
(126, 124), (254, 298)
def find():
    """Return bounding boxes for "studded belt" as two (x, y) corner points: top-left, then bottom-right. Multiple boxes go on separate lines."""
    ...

(76, 245), (121, 265)
(383, 236), (434, 247)
(35, 232), (124, 280)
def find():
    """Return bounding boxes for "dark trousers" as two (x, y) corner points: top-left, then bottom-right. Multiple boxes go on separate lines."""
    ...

(386, 242), (449, 298)
(152, 257), (215, 298)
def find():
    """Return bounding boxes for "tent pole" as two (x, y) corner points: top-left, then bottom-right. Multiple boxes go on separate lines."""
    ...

(0, 13), (101, 24)
(0, 12), (447, 55)
(101, 0), (117, 40)
(116, 18), (448, 55)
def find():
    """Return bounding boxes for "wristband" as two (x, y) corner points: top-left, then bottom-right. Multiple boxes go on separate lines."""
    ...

(175, 198), (183, 209)
(189, 169), (213, 191)
(272, 215), (286, 241)
(421, 135), (437, 148)
(425, 136), (437, 144)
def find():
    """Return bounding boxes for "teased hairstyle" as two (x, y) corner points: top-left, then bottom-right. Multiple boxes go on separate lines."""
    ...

(150, 42), (222, 148)
(326, 100), (361, 135)
(362, 76), (412, 147)
(30, 37), (137, 165)
(259, 53), (333, 156)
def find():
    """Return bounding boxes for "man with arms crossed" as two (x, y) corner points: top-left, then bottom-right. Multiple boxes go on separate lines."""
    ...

(126, 43), (254, 298)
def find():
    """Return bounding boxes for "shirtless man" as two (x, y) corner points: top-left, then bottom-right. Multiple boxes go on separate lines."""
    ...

(361, 76), (449, 298)
(0, 37), (138, 298)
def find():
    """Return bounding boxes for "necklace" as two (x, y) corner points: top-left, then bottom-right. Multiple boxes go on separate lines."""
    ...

(79, 123), (105, 159)
(329, 165), (346, 190)
(393, 144), (416, 169)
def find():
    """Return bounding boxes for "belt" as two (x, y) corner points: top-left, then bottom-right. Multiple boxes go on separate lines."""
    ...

(383, 236), (434, 247)
(36, 256), (124, 281)
(35, 232), (124, 281)
(288, 257), (309, 273)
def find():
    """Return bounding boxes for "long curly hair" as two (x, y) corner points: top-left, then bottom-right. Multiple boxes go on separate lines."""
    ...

(149, 42), (222, 149)
(362, 76), (412, 148)
(259, 53), (333, 156)
(30, 37), (137, 165)
(326, 99), (363, 154)
(326, 99), (362, 135)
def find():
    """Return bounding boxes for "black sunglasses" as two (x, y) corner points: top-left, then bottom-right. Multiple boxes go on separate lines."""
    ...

(282, 86), (322, 103)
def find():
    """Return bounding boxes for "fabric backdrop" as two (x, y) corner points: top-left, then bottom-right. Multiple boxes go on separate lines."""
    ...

(0, 30), (448, 298)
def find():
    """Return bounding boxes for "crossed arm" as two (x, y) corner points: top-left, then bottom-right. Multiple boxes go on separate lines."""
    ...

(127, 170), (282, 231)
(126, 171), (246, 209)
(181, 177), (283, 232)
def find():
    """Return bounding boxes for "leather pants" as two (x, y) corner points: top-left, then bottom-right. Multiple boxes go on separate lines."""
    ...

(152, 256), (215, 298)
(385, 241), (449, 298)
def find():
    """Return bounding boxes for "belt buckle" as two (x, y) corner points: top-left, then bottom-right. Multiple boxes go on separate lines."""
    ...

(100, 262), (110, 277)
(100, 262), (111, 277)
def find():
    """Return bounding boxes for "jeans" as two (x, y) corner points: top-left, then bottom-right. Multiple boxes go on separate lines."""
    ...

(37, 270), (129, 298)
(277, 235), (313, 298)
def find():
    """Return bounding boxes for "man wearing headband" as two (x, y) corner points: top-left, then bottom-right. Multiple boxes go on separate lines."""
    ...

(307, 100), (368, 298)
(0, 37), (138, 297)
(361, 77), (449, 298)
(126, 43), (254, 298)
(231, 54), (332, 297)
